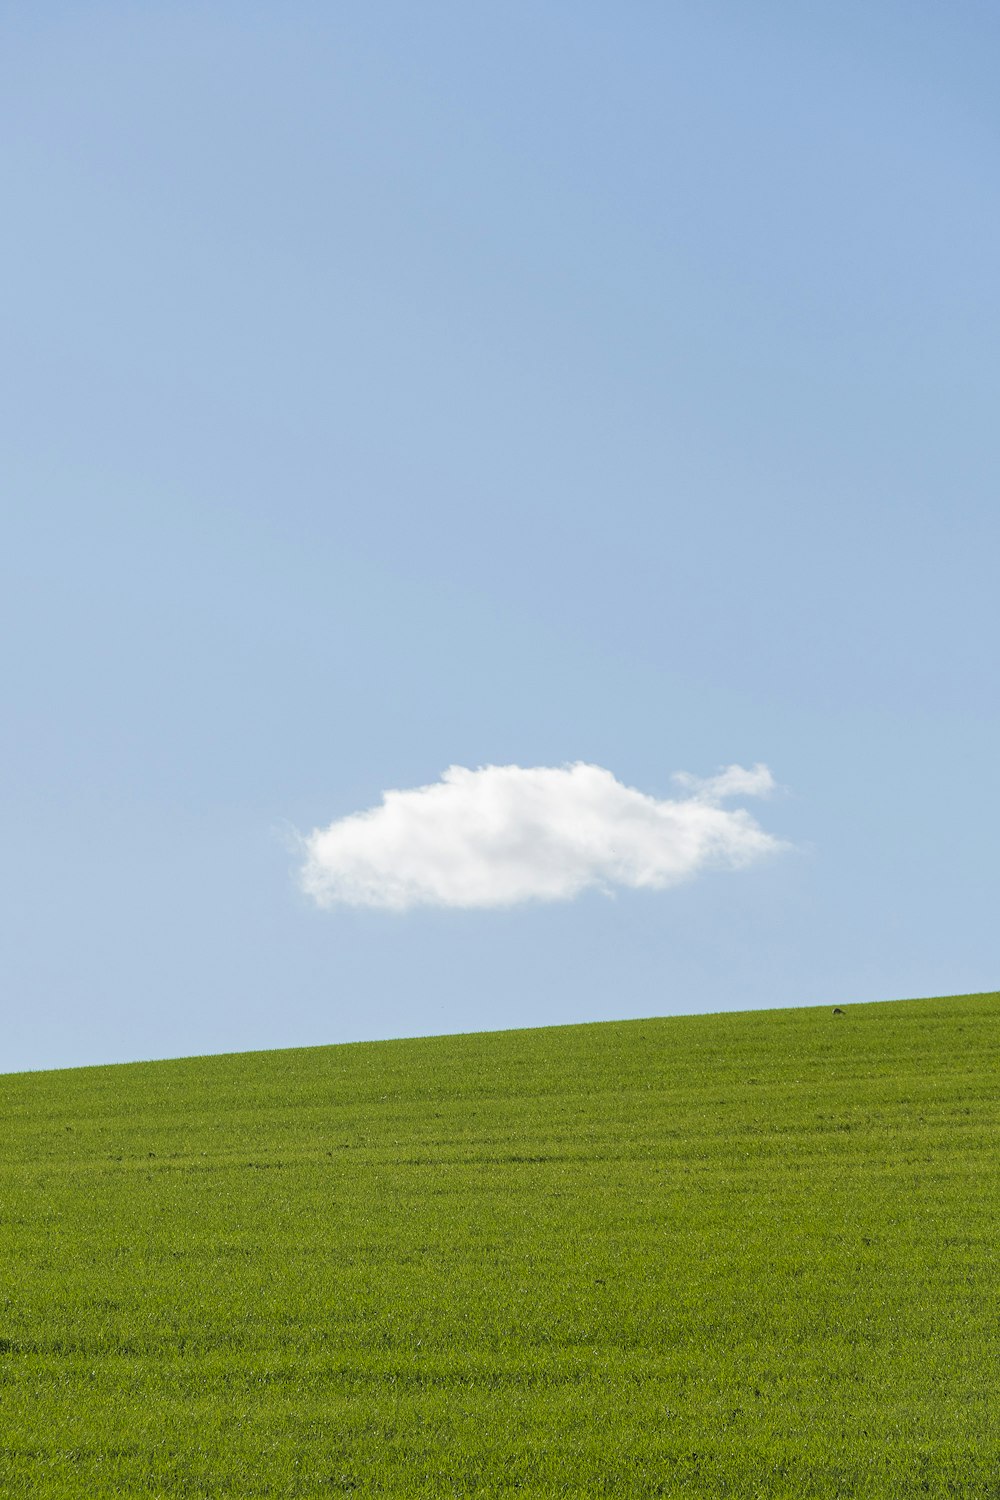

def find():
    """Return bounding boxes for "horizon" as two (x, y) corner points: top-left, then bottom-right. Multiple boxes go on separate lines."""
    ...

(3, 986), (989, 1081)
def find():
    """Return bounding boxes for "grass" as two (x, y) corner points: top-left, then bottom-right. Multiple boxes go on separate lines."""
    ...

(0, 992), (998, 1497)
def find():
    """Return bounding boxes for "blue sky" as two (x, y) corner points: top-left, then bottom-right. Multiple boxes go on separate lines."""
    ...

(3, 3), (998, 1072)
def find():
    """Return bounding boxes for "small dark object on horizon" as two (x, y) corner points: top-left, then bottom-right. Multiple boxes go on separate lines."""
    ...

(832, 1007), (845, 1015)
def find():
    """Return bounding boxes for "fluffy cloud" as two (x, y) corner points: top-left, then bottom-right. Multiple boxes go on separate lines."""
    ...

(299, 761), (783, 912)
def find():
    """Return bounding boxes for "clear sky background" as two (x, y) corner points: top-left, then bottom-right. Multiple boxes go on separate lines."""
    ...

(3, 3), (998, 1073)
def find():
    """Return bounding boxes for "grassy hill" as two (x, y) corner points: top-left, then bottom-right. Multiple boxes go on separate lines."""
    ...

(1, 993), (998, 1497)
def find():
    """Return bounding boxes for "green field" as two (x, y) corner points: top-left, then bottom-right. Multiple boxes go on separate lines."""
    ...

(1, 993), (998, 1497)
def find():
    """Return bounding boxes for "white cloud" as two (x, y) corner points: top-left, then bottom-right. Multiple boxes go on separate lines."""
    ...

(299, 761), (784, 912)
(671, 763), (777, 802)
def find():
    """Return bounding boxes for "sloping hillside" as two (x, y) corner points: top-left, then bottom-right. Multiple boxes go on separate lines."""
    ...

(1, 993), (998, 1496)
